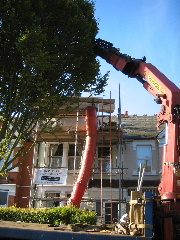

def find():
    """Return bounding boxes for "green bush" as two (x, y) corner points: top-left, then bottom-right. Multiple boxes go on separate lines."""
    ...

(0, 206), (97, 225)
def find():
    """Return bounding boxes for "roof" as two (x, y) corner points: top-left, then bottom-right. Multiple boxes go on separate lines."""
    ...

(120, 115), (162, 139)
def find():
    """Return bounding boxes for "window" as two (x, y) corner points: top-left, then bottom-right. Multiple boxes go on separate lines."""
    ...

(136, 146), (152, 172)
(68, 144), (82, 170)
(97, 147), (110, 173)
(49, 144), (63, 168)
(0, 191), (8, 207)
(46, 192), (60, 208)
(66, 193), (71, 198)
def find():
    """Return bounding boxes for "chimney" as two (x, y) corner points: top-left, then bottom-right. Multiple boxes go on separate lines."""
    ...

(124, 111), (128, 116)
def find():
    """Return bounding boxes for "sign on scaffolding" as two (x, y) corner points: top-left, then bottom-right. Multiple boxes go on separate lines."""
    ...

(34, 168), (67, 185)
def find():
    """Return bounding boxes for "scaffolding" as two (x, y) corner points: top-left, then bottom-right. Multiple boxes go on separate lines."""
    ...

(31, 94), (127, 223)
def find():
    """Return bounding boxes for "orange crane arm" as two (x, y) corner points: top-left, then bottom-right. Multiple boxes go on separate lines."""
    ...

(95, 38), (180, 200)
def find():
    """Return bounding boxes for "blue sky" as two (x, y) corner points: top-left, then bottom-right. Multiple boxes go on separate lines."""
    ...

(91, 0), (179, 115)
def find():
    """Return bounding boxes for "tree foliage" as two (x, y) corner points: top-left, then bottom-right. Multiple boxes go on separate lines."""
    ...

(0, 0), (108, 175)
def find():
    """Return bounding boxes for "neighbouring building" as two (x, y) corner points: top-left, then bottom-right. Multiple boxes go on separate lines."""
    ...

(0, 97), (165, 223)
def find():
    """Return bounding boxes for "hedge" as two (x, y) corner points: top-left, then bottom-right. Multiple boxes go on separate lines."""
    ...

(0, 205), (97, 225)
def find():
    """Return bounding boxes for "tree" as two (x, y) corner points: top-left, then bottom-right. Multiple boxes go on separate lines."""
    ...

(0, 0), (108, 175)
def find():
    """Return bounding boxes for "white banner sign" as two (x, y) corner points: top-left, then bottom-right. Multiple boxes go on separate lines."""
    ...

(34, 168), (67, 185)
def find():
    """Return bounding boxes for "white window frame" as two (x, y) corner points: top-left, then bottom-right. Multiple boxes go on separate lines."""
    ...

(132, 141), (157, 175)
(137, 145), (152, 172)
(68, 143), (82, 171)
(48, 143), (63, 168)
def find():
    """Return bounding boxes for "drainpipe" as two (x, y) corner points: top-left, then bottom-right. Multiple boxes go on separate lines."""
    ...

(68, 106), (97, 207)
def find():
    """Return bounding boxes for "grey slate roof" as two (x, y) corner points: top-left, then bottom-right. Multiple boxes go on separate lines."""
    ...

(120, 115), (162, 139)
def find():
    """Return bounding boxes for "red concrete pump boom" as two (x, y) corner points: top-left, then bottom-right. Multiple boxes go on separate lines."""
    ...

(95, 39), (180, 239)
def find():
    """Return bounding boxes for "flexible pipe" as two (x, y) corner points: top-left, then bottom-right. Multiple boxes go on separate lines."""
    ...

(68, 106), (97, 207)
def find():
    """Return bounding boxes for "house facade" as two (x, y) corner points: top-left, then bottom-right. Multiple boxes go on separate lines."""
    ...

(0, 97), (164, 223)
(118, 113), (165, 200)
